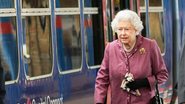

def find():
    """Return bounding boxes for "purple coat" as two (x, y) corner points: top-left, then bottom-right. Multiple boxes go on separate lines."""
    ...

(94, 35), (168, 104)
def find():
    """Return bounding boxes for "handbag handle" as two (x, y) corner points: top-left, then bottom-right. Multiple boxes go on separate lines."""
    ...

(155, 76), (163, 104)
(155, 80), (160, 98)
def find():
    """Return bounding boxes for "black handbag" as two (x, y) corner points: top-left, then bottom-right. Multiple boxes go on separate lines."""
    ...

(150, 81), (164, 104)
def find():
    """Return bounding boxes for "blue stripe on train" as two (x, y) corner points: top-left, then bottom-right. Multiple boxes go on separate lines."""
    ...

(0, 34), (18, 80)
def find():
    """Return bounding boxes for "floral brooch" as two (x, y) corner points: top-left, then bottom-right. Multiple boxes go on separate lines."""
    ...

(139, 48), (145, 54)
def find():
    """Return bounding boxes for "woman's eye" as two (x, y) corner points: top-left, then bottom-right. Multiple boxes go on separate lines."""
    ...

(118, 28), (122, 30)
(125, 28), (129, 31)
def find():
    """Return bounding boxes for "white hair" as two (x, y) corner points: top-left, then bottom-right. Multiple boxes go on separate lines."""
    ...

(111, 9), (144, 35)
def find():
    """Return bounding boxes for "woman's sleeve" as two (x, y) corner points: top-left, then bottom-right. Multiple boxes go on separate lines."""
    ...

(94, 43), (110, 104)
(147, 40), (168, 89)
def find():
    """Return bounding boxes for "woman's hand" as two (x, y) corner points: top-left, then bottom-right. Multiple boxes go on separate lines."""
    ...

(126, 78), (150, 91)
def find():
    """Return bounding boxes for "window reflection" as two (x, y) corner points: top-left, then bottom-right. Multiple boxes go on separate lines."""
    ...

(0, 0), (14, 8)
(22, 0), (49, 8)
(140, 0), (145, 7)
(149, 12), (164, 53)
(84, 0), (92, 7)
(85, 15), (94, 66)
(0, 17), (18, 81)
(85, 14), (104, 66)
(113, 0), (121, 14)
(149, 0), (162, 6)
(140, 12), (164, 53)
(22, 16), (52, 77)
(55, 0), (78, 8)
(56, 15), (81, 71)
(139, 0), (164, 53)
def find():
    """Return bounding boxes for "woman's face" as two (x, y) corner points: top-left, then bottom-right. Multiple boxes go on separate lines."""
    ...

(116, 20), (137, 46)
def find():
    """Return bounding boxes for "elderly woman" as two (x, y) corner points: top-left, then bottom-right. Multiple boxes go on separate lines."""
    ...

(94, 9), (168, 104)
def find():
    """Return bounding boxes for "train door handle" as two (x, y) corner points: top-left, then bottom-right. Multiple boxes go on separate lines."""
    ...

(23, 44), (30, 59)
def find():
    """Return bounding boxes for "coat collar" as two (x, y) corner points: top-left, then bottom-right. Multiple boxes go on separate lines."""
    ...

(117, 35), (144, 57)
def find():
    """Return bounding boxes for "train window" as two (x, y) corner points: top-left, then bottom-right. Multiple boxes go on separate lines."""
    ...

(149, 0), (162, 7)
(140, 0), (145, 7)
(0, 0), (14, 8)
(22, 0), (49, 8)
(85, 1), (104, 67)
(22, 16), (52, 77)
(114, 0), (121, 14)
(84, 0), (91, 7)
(113, 0), (130, 16)
(149, 12), (164, 53)
(84, 14), (104, 66)
(139, 0), (162, 7)
(141, 12), (164, 53)
(103, 0), (113, 42)
(0, 17), (18, 81)
(140, 0), (165, 53)
(85, 14), (94, 66)
(56, 15), (82, 71)
(55, 0), (78, 8)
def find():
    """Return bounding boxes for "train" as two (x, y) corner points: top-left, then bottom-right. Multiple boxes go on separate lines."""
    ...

(0, 0), (184, 103)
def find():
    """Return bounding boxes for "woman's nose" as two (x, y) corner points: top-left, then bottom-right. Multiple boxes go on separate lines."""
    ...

(120, 29), (126, 35)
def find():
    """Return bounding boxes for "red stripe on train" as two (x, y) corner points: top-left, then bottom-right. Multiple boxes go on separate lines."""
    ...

(56, 16), (62, 28)
(0, 22), (13, 34)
